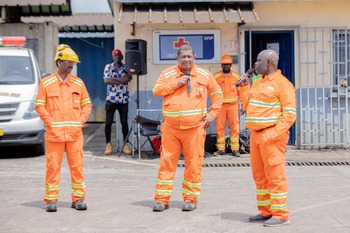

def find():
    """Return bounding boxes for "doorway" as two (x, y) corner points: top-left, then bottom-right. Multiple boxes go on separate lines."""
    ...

(244, 30), (295, 145)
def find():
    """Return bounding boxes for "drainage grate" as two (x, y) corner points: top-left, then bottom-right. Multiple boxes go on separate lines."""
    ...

(177, 161), (350, 167)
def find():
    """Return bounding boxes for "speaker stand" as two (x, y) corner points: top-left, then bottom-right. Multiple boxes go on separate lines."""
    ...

(118, 74), (141, 158)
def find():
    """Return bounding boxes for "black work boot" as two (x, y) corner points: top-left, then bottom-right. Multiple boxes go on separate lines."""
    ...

(46, 201), (57, 212)
(71, 199), (87, 211)
(182, 202), (196, 211)
(153, 202), (169, 212)
(232, 150), (241, 157)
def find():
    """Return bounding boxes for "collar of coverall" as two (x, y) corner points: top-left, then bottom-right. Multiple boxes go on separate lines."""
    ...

(57, 72), (72, 86)
(262, 69), (281, 81)
(177, 64), (194, 77)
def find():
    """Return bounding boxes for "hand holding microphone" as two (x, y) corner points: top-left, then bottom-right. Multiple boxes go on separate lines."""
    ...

(235, 67), (255, 87)
(184, 70), (192, 93)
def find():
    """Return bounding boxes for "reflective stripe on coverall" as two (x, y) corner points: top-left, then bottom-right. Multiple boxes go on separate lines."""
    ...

(35, 72), (92, 203)
(153, 64), (223, 205)
(239, 70), (296, 221)
(214, 71), (240, 151)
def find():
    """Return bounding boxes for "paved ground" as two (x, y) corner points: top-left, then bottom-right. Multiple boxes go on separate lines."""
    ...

(0, 123), (350, 233)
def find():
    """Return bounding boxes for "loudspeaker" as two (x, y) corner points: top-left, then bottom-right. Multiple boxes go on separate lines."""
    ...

(125, 39), (147, 75)
(205, 134), (217, 153)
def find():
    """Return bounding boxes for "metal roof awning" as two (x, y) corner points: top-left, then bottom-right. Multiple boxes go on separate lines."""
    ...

(0, 0), (67, 5)
(21, 13), (114, 33)
(118, 2), (259, 24)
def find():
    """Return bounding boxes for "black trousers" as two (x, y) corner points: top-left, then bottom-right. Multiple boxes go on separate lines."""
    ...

(105, 101), (129, 144)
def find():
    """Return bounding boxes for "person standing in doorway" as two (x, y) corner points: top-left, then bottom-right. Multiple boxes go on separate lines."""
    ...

(239, 49), (296, 227)
(35, 44), (92, 212)
(213, 55), (241, 157)
(152, 45), (223, 212)
(103, 49), (132, 155)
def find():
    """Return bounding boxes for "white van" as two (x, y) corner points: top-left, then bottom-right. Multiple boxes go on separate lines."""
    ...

(0, 36), (45, 155)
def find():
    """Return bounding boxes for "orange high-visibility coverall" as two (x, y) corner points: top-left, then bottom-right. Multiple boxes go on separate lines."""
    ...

(35, 72), (92, 203)
(152, 64), (223, 205)
(213, 70), (240, 151)
(239, 70), (296, 221)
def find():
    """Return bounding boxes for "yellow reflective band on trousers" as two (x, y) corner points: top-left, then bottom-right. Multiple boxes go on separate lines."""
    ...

(44, 193), (59, 200)
(155, 179), (174, 196)
(46, 184), (59, 191)
(216, 136), (226, 150)
(182, 179), (201, 197)
(72, 182), (86, 189)
(257, 199), (271, 206)
(271, 203), (287, 210)
(230, 137), (239, 150)
(271, 192), (288, 199)
(256, 189), (270, 195)
(73, 190), (85, 198)
(45, 184), (59, 201)
(71, 182), (86, 199)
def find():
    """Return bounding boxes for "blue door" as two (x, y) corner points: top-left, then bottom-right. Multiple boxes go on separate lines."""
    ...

(244, 31), (295, 145)
(60, 37), (114, 122)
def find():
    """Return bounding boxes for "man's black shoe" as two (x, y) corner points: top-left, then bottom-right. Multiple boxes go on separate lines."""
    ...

(46, 201), (57, 212)
(153, 202), (169, 212)
(182, 202), (196, 211)
(71, 199), (87, 211)
(249, 214), (272, 222)
(232, 150), (241, 157)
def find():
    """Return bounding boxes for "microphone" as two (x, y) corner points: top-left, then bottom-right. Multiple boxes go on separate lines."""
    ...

(184, 70), (192, 93)
(235, 67), (255, 87)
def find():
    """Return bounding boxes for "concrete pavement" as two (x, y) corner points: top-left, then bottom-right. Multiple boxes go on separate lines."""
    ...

(0, 123), (349, 233)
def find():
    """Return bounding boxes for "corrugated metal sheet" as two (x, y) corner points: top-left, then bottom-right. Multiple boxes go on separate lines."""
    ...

(0, 0), (66, 5)
(21, 13), (114, 32)
(118, 2), (259, 24)
(21, 13), (114, 26)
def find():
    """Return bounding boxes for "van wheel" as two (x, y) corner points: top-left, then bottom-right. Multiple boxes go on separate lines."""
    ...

(31, 142), (45, 156)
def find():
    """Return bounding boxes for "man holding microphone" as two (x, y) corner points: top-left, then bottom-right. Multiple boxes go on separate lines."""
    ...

(239, 49), (296, 227)
(152, 45), (223, 212)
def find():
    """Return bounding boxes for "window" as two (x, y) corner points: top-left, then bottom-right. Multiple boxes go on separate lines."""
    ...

(332, 29), (349, 86)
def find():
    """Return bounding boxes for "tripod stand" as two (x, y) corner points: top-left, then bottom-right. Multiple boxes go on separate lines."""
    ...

(118, 74), (141, 158)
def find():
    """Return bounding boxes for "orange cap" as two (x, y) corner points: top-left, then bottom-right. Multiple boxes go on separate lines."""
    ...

(220, 54), (232, 64)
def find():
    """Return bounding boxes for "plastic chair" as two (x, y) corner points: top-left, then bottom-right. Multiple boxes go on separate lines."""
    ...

(135, 115), (162, 158)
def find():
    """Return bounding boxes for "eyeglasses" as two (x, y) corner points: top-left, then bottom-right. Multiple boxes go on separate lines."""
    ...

(62, 60), (77, 66)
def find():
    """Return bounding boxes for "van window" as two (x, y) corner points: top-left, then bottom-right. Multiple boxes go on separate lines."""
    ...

(0, 56), (35, 85)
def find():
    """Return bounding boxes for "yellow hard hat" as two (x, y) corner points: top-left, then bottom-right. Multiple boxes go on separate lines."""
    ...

(54, 44), (80, 63)
(220, 54), (232, 64)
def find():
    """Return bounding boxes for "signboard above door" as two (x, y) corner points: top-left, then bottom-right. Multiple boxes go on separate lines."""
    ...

(153, 30), (221, 64)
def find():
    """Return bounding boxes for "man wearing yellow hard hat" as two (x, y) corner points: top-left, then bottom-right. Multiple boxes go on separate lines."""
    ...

(35, 44), (92, 212)
(213, 55), (241, 157)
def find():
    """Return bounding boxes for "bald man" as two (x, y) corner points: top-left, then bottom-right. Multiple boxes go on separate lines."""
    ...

(239, 50), (296, 227)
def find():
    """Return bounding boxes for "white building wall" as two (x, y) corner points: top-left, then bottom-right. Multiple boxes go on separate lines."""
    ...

(0, 22), (59, 75)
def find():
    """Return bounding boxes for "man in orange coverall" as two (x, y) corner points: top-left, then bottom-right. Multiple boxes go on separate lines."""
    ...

(35, 44), (92, 212)
(239, 49), (296, 227)
(152, 45), (223, 212)
(213, 55), (241, 157)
